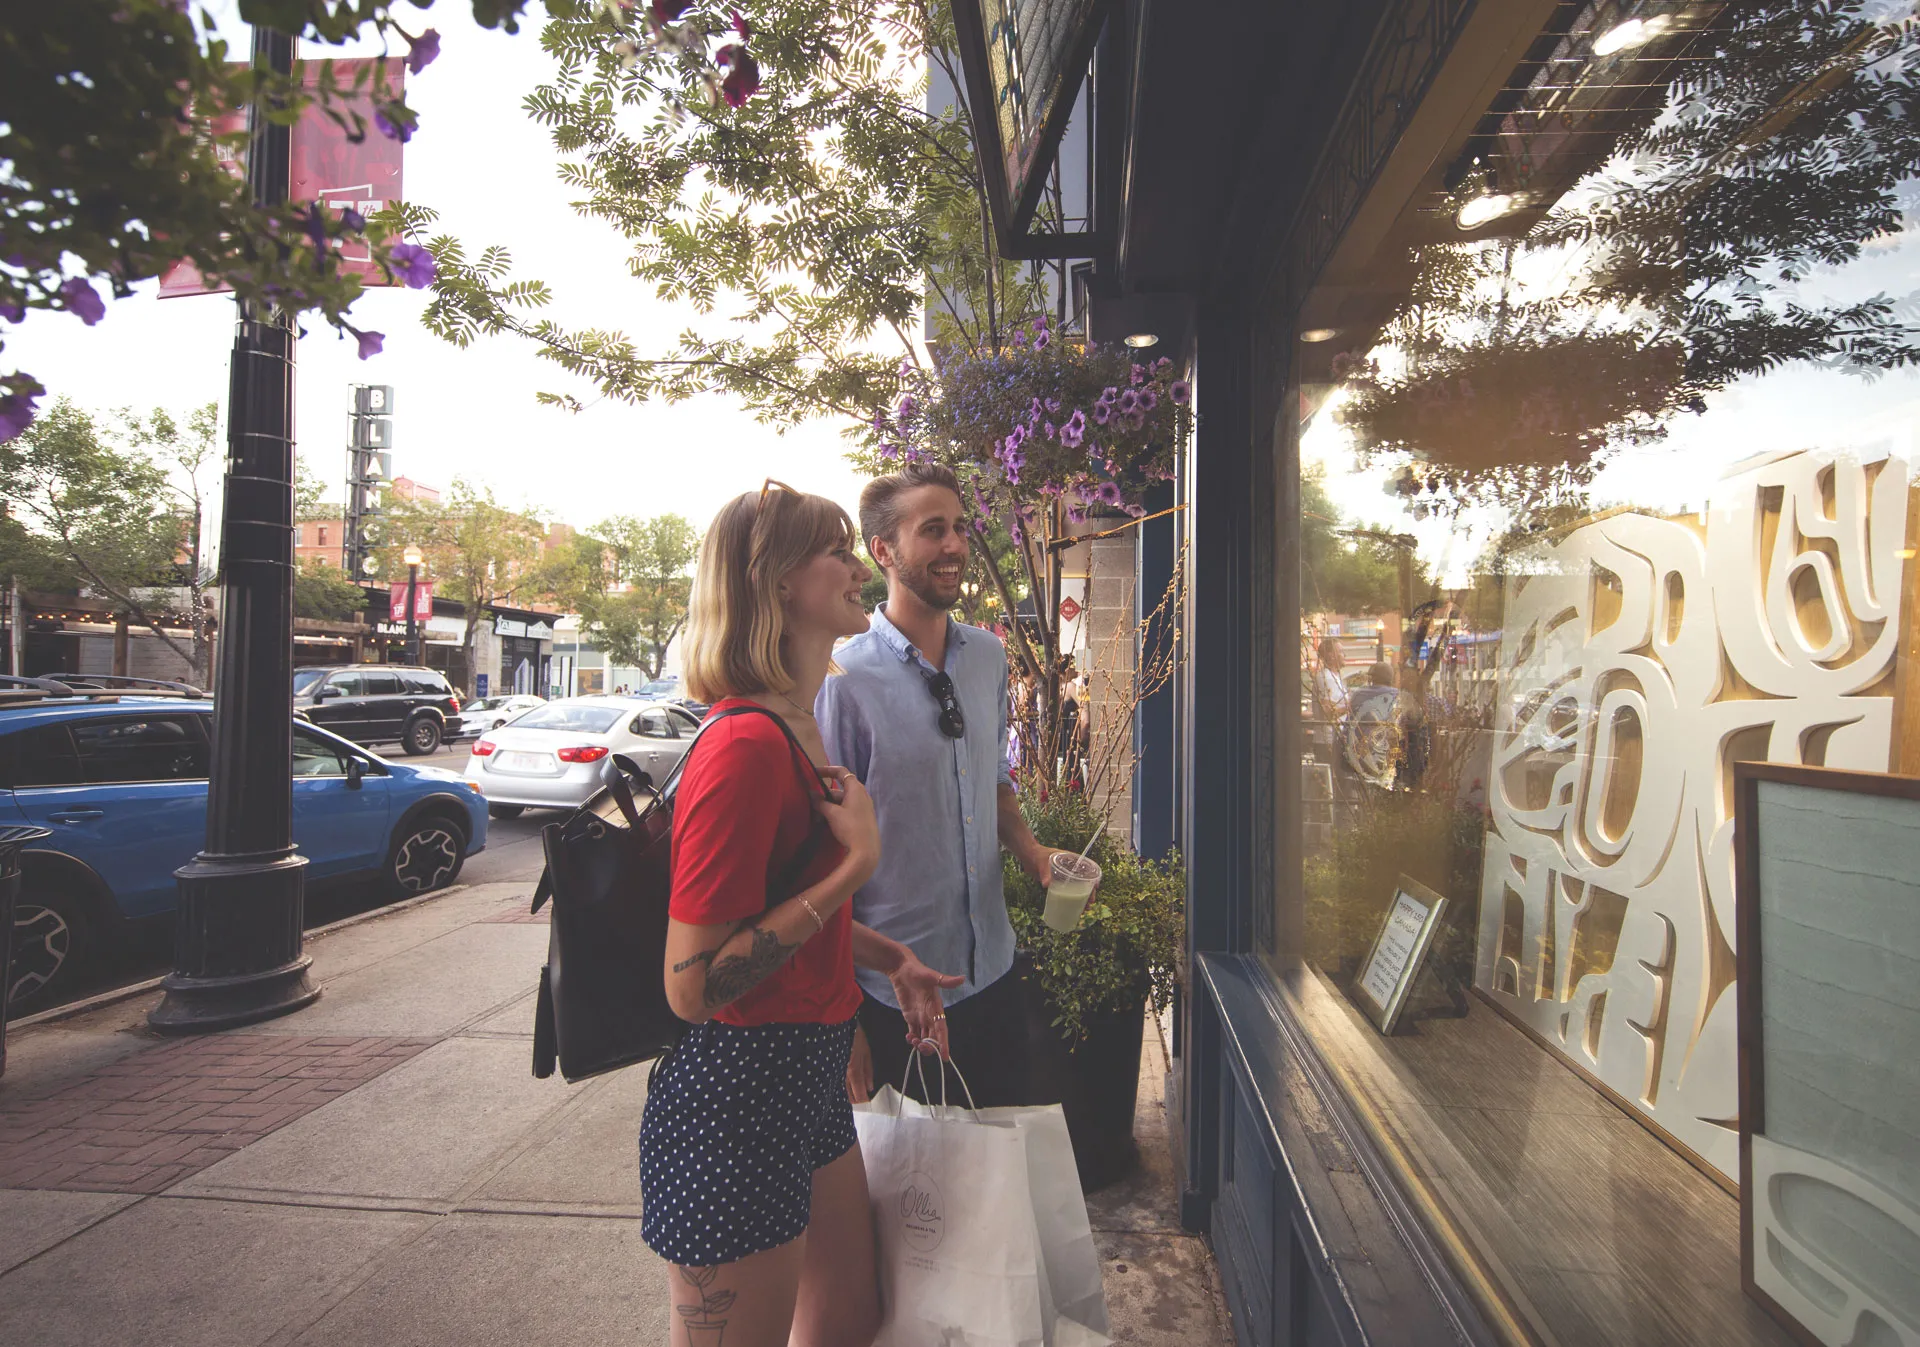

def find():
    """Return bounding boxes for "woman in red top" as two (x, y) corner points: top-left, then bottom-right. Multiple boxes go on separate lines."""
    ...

(641, 480), (955, 1347)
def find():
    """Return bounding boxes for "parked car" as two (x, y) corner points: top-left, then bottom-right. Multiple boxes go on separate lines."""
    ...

(292, 664), (464, 755)
(458, 693), (546, 737)
(465, 696), (702, 818)
(1, 679), (488, 1011)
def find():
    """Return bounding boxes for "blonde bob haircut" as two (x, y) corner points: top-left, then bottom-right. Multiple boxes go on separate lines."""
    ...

(682, 484), (858, 704)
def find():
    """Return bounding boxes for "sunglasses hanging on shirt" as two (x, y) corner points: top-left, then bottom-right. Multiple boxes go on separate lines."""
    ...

(924, 671), (965, 739)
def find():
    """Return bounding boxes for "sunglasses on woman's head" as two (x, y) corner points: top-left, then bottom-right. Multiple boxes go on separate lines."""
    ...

(924, 671), (965, 739)
(759, 477), (800, 504)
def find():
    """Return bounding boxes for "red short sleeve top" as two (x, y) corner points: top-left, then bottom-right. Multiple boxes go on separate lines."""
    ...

(668, 699), (862, 1027)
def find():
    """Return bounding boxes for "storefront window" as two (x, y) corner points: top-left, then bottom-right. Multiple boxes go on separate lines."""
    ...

(1280, 3), (1920, 1341)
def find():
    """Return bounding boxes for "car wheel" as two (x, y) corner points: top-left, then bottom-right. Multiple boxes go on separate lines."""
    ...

(487, 804), (525, 820)
(386, 814), (467, 898)
(8, 881), (96, 1013)
(402, 715), (442, 756)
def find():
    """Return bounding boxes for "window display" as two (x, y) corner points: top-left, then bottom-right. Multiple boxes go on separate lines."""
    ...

(1278, 1), (1920, 1339)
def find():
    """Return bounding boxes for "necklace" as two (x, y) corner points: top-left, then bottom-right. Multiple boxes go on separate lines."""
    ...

(772, 690), (816, 721)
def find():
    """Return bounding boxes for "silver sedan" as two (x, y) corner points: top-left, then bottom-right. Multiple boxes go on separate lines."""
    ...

(463, 697), (704, 818)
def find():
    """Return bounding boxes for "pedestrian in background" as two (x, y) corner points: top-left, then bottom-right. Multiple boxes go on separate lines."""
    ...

(641, 480), (886, 1347)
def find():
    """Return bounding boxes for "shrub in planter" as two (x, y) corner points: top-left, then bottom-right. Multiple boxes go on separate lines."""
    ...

(1002, 779), (1184, 1188)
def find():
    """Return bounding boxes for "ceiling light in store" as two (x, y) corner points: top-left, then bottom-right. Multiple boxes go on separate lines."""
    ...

(1457, 192), (1518, 229)
(1593, 14), (1671, 56)
(1300, 328), (1340, 343)
(1124, 332), (1160, 349)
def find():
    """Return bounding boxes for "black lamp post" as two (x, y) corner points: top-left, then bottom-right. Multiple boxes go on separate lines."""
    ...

(403, 544), (423, 664)
(149, 26), (318, 1033)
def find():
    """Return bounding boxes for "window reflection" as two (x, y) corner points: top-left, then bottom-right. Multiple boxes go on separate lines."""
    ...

(1287, 3), (1920, 1340)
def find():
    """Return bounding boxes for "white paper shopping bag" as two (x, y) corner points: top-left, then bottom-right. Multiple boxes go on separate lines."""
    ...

(856, 1089), (1050, 1347)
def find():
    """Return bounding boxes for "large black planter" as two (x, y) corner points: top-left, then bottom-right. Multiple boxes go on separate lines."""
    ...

(1023, 969), (1148, 1192)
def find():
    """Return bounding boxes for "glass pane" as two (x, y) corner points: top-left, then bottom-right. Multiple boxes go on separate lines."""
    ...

(513, 703), (623, 734)
(1280, 6), (1920, 1342)
(292, 727), (349, 777)
(363, 673), (402, 695)
(327, 672), (365, 696)
(72, 717), (208, 783)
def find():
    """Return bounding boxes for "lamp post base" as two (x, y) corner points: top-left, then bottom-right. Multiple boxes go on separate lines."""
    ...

(148, 851), (319, 1035)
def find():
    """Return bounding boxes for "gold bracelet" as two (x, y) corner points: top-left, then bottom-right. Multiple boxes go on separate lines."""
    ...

(798, 896), (825, 932)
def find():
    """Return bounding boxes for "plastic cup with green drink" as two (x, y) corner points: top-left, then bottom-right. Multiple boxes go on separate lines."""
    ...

(1043, 852), (1102, 933)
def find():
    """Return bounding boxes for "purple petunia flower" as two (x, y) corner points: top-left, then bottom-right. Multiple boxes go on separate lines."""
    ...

(897, 393), (916, 420)
(60, 277), (105, 325)
(0, 298), (22, 323)
(1098, 481), (1124, 507)
(0, 386), (42, 443)
(880, 444), (899, 460)
(1029, 398), (1044, 419)
(1139, 388), (1158, 411)
(1117, 389), (1139, 416)
(1092, 400), (1112, 425)
(1171, 380), (1192, 405)
(1035, 312), (1048, 332)
(374, 106), (413, 142)
(356, 329), (385, 360)
(1155, 356), (1172, 372)
(388, 240), (436, 289)
(1129, 364), (1147, 386)
(339, 207), (366, 232)
(1045, 421), (1057, 440)
(1045, 398), (1060, 413)
(301, 205), (331, 251)
(1033, 330), (1050, 351)
(1060, 422), (1083, 449)
(1125, 503), (1147, 518)
(405, 27), (441, 74)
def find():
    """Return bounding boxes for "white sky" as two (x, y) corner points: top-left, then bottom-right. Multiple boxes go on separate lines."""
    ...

(7, 4), (870, 539)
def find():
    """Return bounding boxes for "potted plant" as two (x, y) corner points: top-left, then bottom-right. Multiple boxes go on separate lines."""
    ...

(997, 774), (1185, 1191)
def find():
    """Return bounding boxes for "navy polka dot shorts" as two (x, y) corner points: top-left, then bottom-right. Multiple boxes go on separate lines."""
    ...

(638, 1016), (858, 1267)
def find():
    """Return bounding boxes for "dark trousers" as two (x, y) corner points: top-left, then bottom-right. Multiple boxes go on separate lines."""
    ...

(859, 961), (1031, 1109)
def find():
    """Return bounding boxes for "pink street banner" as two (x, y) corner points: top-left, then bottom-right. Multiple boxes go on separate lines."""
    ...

(160, 59), (406, 298)
(390, 580), (434, 623)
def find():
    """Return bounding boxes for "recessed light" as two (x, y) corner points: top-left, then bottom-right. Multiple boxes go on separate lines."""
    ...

(1300, 328), (1339, 343)
(1593, 14), (1670, 57)
(1457, 192), (1518, 230)
(1124, 333), (1159, 349)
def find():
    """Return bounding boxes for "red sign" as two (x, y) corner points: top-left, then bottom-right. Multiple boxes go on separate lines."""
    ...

(1059, 596), (1083, 622)
(161, 59), (407, 298)
(390, 580), (433, 623)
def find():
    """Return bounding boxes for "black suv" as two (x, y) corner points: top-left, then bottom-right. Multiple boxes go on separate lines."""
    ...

(293, 664), (463, 755)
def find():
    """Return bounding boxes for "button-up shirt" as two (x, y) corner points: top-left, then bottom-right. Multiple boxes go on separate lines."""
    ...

(816, 606), (1016, 1008)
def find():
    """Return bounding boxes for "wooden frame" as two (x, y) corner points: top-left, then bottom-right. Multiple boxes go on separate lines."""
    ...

(1350, 874), (1449, 1035)
(1735, 760), (1920, 1347)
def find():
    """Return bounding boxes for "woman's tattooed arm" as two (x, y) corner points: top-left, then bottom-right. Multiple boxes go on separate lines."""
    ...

(698, 924), (801, 1009)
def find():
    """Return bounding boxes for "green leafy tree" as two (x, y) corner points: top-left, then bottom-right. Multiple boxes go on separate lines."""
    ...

(1300, 466), (1427, 616)
(382, 479), (558, 683)
(418, 1), (1047, 423)
(580, 514), (700, 680)
(0, 400), (221, 683)
(294, 457), (340, 523)
(294, 556), (370, 620)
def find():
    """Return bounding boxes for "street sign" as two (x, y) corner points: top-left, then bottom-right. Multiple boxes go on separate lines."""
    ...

(475, 674), (489, 698)
(1060, 596), (1083, 621)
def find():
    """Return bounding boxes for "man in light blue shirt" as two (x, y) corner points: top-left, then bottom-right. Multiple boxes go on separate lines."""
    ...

(818, 463), (1064, 1107)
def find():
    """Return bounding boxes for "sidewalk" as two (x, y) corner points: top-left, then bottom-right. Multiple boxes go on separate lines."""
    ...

(0, 879), (1231, 1346)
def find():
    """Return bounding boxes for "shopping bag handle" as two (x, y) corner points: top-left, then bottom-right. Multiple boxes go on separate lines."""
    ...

(900, 1049), (980, 1115)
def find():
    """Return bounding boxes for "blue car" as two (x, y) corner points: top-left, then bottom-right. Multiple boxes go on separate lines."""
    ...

(1, 680), (488, 1011)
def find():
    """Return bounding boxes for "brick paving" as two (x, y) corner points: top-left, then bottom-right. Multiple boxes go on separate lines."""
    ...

(0, 1034), (432, 1194)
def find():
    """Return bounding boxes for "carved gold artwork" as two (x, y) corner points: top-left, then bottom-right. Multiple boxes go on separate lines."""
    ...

(1474, 445), (1911, 1179)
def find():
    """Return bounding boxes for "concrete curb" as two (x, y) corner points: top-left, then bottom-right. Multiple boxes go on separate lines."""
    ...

(9, 882), (481, 1033)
